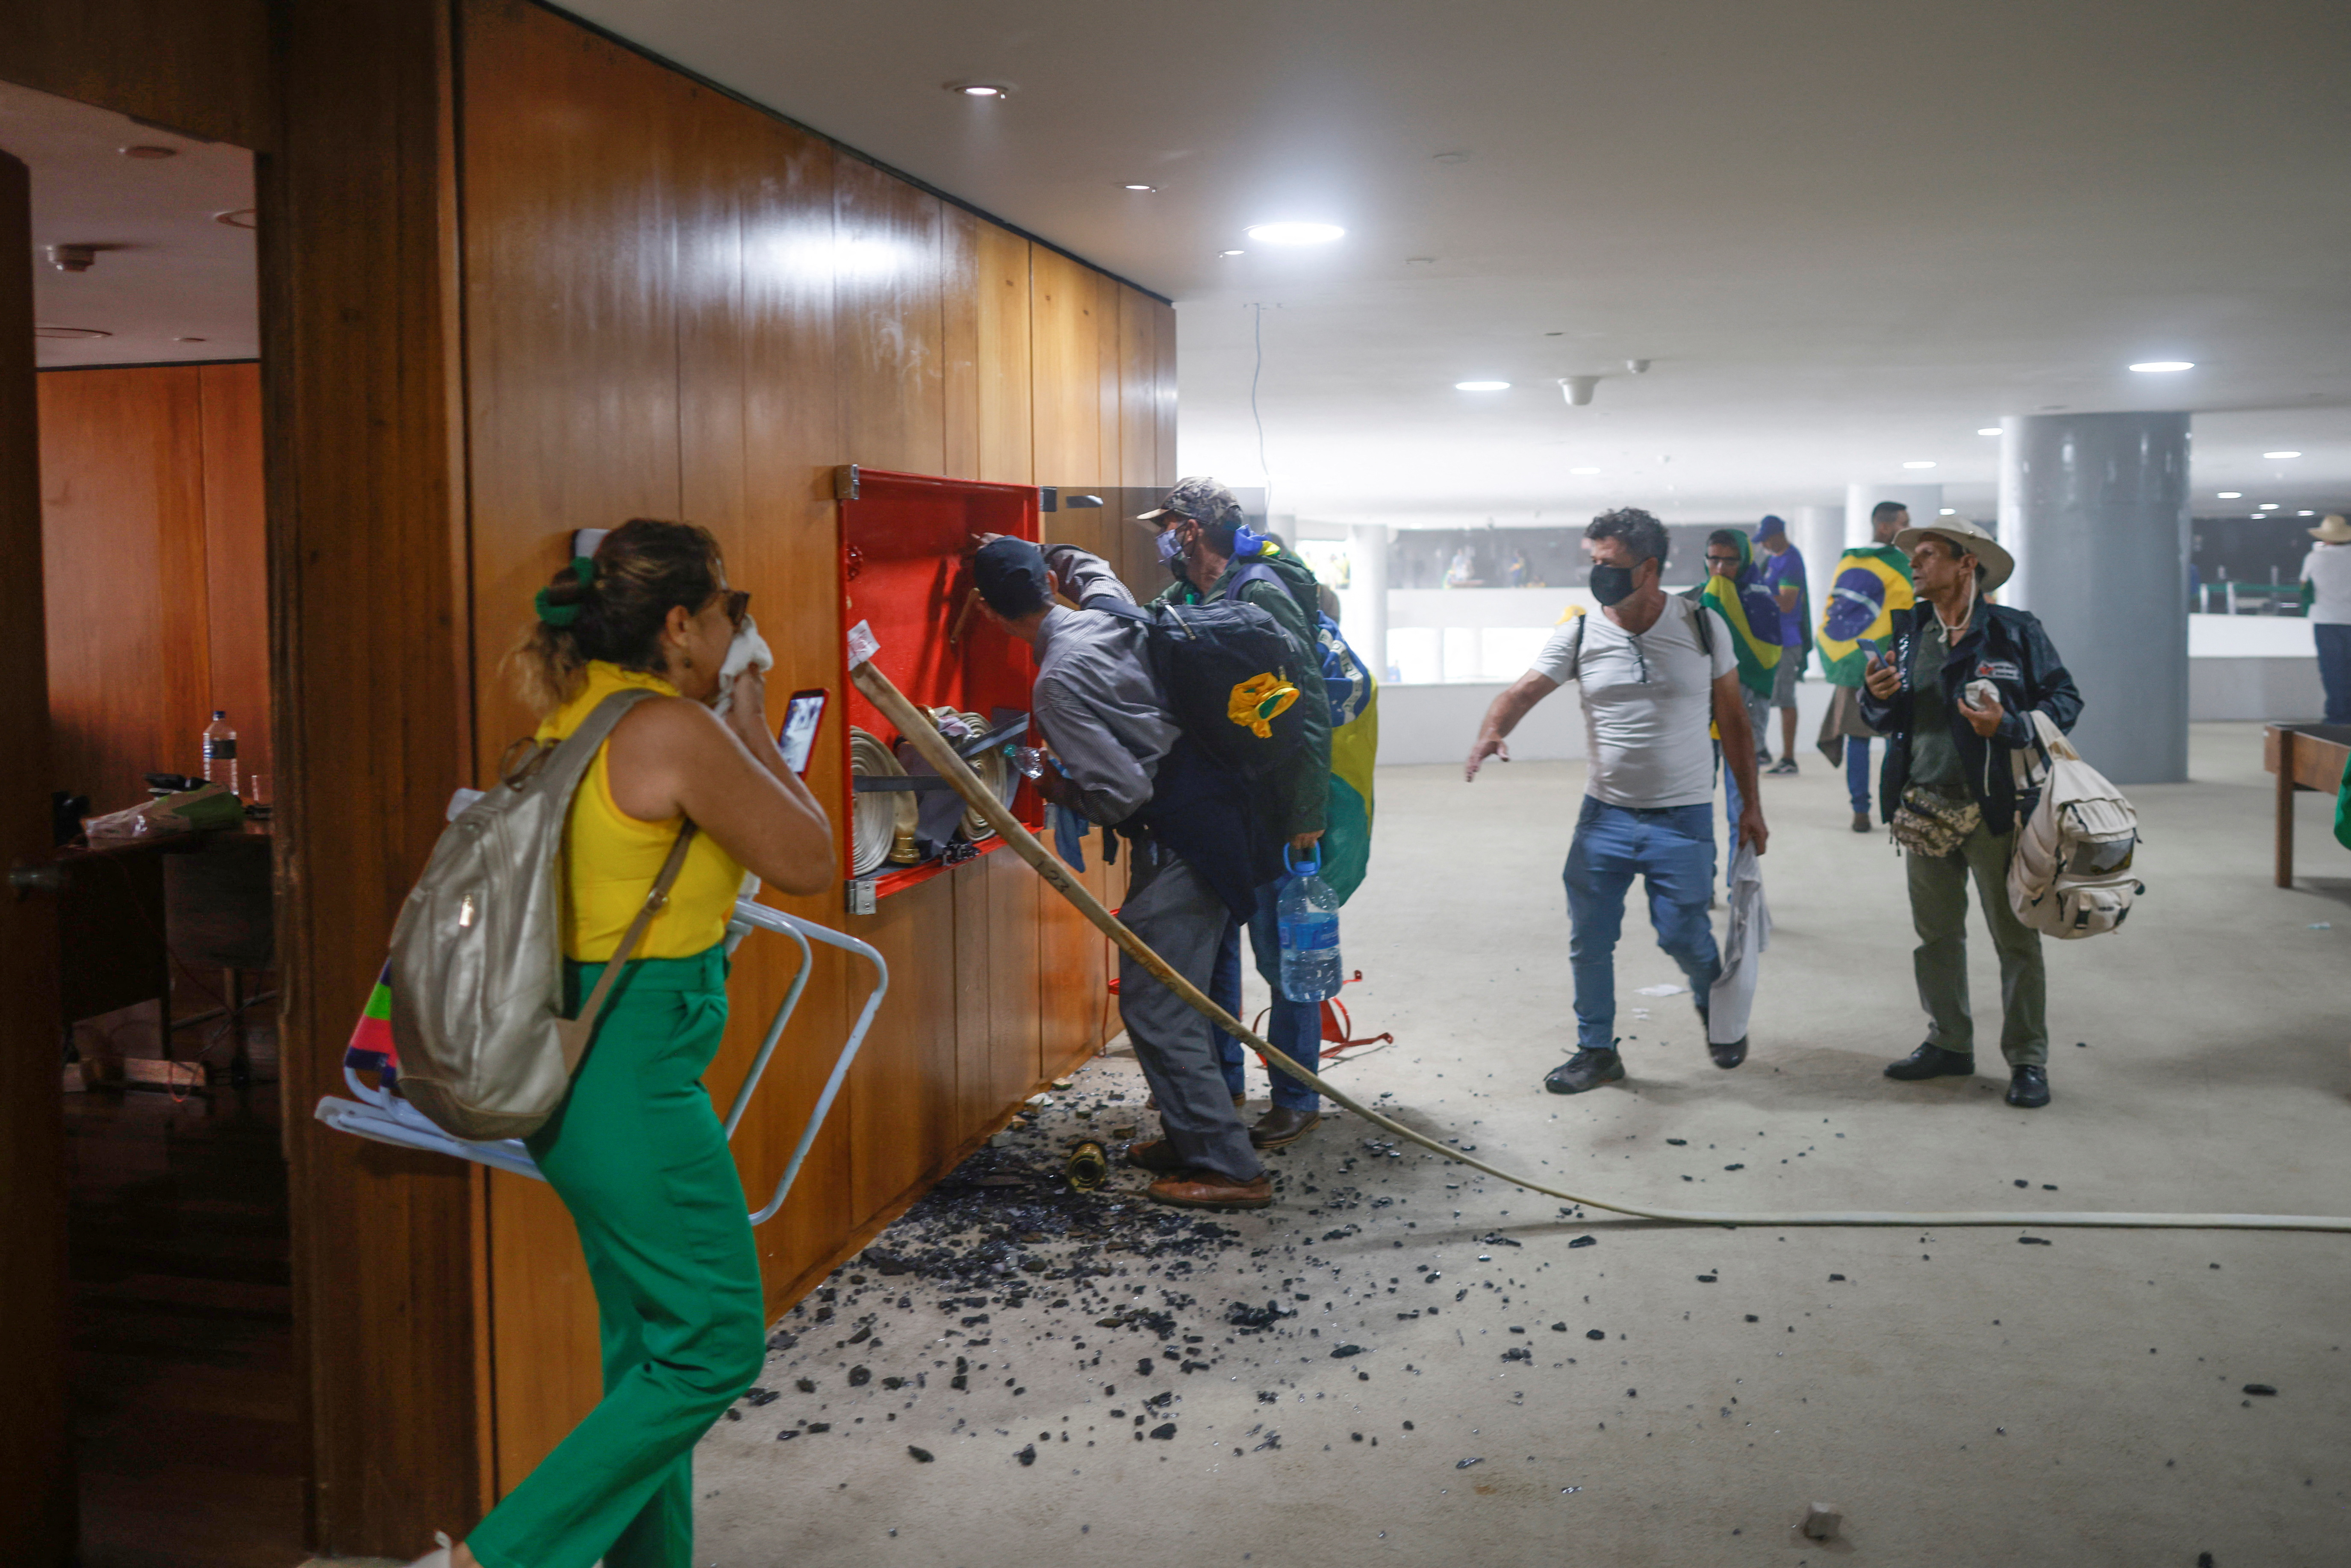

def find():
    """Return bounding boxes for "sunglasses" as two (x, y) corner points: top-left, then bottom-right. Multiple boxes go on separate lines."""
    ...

(717, 589), (750, 630)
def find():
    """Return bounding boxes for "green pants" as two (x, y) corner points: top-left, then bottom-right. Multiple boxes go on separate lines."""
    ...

(1906, 821), (2048, 1067)
(468, 946), (764, 1568)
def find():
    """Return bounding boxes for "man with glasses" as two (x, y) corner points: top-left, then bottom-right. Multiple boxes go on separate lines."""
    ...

(1465, 508), (1769, 1094)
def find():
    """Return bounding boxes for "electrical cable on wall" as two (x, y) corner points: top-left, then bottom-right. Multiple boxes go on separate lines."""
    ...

(855, 651), (2351, 1238)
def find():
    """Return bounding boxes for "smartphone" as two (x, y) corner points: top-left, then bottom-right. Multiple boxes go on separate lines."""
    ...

(777, 688), (828, 776)
(1856, 637), (1883, 663)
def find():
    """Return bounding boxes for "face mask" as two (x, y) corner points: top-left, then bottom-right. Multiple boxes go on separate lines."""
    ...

(1156, 524), (1187, 575)
(1588, 561), (1638, 606)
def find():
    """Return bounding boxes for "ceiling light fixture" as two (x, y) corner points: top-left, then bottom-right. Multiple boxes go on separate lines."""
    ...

(1940, 508), (1958, 516)
(33, 324), (110, 339)
(2263, 450), (2301, 459)
(1902, 461), (1937, 469)
(946, 81), (1011, 98)
(1560, 376), (1600, 407)
(1245, 221), (1345, 246)
(2128, 360), (2193, 373)
(214, 208), (256, 230)
(1455, 380), (1509, 392)
(2300, 510), (2317, 517)
(1219, 249), (1244, 257)
(2217, 492), (2242, 498)
(1122, 183), (1157, 192)
(120, 144), (177, 159)
(1977, 427), (2001, 436)
(2258, 503), (2280, 510)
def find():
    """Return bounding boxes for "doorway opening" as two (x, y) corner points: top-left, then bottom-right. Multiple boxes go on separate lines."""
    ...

(6, 77), (299, 1568)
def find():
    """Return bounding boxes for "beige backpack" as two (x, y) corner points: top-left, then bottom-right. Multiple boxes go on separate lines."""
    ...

(2005, 710), (2142, 939)
(387, 689), (695, 1141)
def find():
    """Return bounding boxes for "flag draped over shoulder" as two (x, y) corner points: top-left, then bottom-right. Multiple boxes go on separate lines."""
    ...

(1697, 533), (1784, 699)
(1815, 545), (1914, 686)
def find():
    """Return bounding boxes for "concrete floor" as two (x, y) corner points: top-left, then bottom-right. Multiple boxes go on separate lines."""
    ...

(330, 721), (2351, 1567)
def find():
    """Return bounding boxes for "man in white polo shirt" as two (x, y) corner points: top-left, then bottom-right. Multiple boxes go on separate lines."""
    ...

(1465, 507), (1769, 1093)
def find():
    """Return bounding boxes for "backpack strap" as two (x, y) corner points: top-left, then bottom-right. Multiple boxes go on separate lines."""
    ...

(1685, 593), (1717, 661)
(554, 822), (699, 1076)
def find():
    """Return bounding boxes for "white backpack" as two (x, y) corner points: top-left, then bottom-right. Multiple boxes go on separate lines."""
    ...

(2005, 710), (2143, 938)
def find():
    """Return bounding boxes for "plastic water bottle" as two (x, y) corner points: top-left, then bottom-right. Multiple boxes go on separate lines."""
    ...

(201, 710), (239, 796)
(1277, 844), (1343, 1003)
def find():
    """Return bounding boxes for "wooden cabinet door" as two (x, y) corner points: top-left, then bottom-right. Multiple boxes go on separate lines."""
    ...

(0, 147), (74, 1567)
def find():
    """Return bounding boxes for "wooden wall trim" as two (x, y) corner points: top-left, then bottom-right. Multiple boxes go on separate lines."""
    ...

(266, 0), (481, 1553)
(0, 0), (274, 150)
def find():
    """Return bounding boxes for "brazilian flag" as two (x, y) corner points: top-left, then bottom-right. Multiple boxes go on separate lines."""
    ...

(1697, 533), (1784, 699)
(1816, 544), (1914, 686)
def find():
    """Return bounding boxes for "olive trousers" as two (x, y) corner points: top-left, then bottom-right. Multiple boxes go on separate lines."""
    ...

(467, 946), (765, 1568)
(1906, 823), (2049, 1067)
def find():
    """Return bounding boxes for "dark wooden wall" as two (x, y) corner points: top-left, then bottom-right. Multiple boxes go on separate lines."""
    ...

(39, 363), (270, 813)
(0, 0), (273, 150)
(456, 0), (1175, 1489)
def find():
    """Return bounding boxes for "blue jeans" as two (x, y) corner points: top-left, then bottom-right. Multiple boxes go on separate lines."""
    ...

(1564, 798), (1723, 1054)
(2319, 622), (2351, 725)
(1846, 737), (1876, 816)
(1211, 879), (1323, 1112)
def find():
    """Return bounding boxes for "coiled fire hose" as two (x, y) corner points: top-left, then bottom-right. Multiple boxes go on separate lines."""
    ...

(854, 656), (2351, 1235)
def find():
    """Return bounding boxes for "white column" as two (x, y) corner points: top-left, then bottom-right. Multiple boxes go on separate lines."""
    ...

(2000, 412), (2190, 783)
(1844, 482), (1943, 548)
(1347, 523), (1392, 679)
(1791, 504), (1842, 594)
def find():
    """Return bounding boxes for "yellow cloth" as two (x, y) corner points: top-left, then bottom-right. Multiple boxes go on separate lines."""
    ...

(535, 663), (747, 961)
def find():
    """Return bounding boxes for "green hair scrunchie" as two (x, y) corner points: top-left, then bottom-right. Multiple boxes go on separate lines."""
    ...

(533, 555), (598, 628)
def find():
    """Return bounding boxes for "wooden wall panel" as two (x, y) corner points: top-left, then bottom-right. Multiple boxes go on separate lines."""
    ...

(1029, 247), (1104, 488)
(846, 872), (957, 1226)
(38, 366), (214, 813)
(460, 3), (685, 764)
(834, 157), (945, 476)
(972, 224), (1032, 486)
(951, 853), (995, 1135)
(986, 842), (1045, 1097)
(0, 0), (274, 150)
(268, 0), (480, 1551)
(939, 205), (980, 483)
(200, 362), (270, 791)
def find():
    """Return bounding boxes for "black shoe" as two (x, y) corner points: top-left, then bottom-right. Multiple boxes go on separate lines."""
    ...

(1767, 757), (1798, 776)
(2006, 1065), (2050, 1108)
(1694, 1003), (1747, 1069)
(1850, 811), (1873, 834)
(1883, 1043), (1975, 1081)
(1544, 1049), (1625, 1094)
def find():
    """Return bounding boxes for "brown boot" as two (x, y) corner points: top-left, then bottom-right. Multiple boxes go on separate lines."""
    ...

(1146, 1169), (1273, 1210)
(1123, 1138), (1182, 1175)
(1249, 1105), (1321, 1149)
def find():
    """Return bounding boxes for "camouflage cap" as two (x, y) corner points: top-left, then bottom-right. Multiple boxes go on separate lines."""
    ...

(1134, 476), (1241, 528)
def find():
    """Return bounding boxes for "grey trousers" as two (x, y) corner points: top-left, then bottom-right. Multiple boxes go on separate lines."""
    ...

(1118, 845), (1263, 1183)
(1906, 821), (2048, 1067)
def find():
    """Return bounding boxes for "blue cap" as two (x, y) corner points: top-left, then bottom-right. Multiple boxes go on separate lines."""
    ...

(1755, 514), (1788, 539)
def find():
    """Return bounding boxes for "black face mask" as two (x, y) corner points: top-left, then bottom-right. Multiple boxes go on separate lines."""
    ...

(1588, 561), (1639, 606)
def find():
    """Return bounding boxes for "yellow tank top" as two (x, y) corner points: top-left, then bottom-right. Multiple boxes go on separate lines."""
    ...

(535, 662), (748, 961)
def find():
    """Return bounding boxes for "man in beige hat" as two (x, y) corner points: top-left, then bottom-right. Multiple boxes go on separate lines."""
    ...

(2300, 513), (2351, 723)
(1859, 518), (2082, 1109)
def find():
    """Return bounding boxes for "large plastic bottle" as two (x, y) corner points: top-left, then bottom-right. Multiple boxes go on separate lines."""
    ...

(202, 710), (239, 796)
(1276, 843), (1343, 1003)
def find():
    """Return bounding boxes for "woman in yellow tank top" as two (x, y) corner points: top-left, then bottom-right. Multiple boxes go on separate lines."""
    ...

(419, 521), (831, 1568)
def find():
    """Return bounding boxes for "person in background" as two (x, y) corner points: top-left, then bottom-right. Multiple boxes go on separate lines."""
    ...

(1816, 501), (1915, 831)
(972, 531), (1280, 1208)
(1860, 519), (2081, 1110)
(2300, 513), (2351, 723)
(1754, 514), (1810, 773)
(1686, 529), (1781, 838)
(1141, 477), (1338, 1150)
(417, 521), (837, 1568)
(1465, 507), (1768, 1095)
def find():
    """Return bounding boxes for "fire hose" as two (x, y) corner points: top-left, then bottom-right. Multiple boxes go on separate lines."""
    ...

(853, 654), (2351, 1235)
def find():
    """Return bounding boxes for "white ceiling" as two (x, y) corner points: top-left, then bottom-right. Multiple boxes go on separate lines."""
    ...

(0, 80), (257, 368)
(568, 0), (2351, 529)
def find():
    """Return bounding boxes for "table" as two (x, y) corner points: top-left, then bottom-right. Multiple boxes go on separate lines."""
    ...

(2264, 722), (2351, 887)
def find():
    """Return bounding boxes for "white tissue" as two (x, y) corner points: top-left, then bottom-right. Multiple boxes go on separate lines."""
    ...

(710, 613), (774, 717)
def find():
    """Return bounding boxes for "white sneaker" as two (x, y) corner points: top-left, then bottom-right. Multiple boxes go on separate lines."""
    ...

(404, 1533), (455, 1568)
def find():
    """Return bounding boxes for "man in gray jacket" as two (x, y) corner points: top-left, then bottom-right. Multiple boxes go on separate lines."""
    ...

(970, 534), (1271, 1209)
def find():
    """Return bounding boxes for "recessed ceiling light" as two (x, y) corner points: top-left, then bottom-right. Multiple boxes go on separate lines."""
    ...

(1977, 427), (2001, 436)
(1455, 380), (1510, 392)
(120, 144), (177, 159)
(1122, 183), (1157, 192)
(1245, 221), (1346, 246)
(33, 324), (110, 339)
(2262, 450), (2301, 459)
(1902, 461), (1937, 470)
(2128, 360), (2194, 373)
(1219, 249), (1244, 257)
(1940, 508), (1957, 516)
(2217, 491), (2242, 498)
(946, 81), (1011, 98)
(174, 336), (207, 343)
(2300, 510), (2317, 517)
(214, 208), (256, 230)
(2258, 503), (2280, 510)
(1570, 466), (1601, 475)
